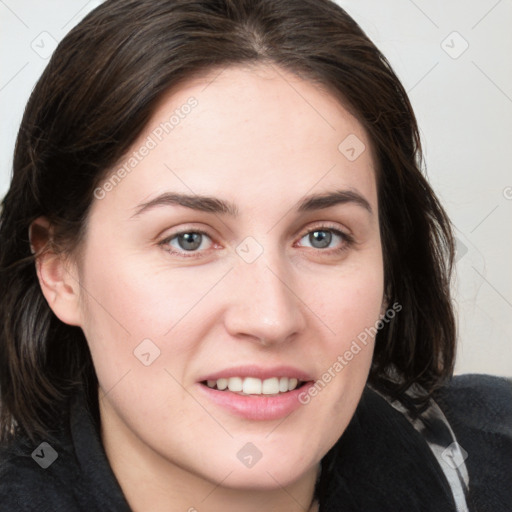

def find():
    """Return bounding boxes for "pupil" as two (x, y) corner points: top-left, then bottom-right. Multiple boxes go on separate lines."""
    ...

(178, 232), (202, 251)
(310, 230), (331, 249)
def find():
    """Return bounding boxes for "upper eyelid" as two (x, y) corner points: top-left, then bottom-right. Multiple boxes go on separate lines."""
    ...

(161, 222), (349, 240)
(298, 224), (348, 237)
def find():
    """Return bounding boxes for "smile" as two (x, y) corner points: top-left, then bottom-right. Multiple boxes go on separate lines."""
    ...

(203, 376), (306, 396)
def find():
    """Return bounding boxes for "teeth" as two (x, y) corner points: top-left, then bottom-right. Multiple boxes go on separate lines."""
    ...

(227, 377), (243, 392)
(262, 377), (280, 394)
(288, 378), (298, 391)
(217, 378), (228, 390)
(243, 377), (262, 394)
(205, 376), (303, 395)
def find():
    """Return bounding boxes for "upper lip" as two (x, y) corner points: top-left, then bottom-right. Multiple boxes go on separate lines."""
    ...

(199, 365), (314, 382)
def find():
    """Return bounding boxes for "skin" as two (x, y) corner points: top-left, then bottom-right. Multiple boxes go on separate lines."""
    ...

(33, 63), (385, 512)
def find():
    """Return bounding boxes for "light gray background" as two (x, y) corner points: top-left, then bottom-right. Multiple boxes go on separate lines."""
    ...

(1, 0), (511, 376)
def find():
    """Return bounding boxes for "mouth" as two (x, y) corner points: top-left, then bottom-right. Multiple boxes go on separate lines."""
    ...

(197, 366), (315, 421)
(200, 376), (310, 396)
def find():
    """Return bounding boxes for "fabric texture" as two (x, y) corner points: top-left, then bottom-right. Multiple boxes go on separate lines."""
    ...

(0, 373), (510, 511)
(372, 382), (471, 511)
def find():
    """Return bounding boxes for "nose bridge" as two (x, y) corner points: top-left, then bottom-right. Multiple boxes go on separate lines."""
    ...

(225, 240), (305, 344)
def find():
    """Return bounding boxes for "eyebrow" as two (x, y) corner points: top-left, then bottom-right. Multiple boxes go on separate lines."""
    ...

(131, 188), (372, 218)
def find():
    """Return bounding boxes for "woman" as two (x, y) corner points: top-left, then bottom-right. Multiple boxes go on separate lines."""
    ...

(0, 0), (510, 511)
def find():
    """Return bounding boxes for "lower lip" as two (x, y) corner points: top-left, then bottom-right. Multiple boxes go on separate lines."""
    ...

(198, 382), (314, 421)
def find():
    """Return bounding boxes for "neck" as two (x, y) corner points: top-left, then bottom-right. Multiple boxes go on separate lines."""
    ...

(99, 393), (321, 512)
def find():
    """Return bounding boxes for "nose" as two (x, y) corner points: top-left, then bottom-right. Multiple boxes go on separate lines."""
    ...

(223, 251), (307, 347)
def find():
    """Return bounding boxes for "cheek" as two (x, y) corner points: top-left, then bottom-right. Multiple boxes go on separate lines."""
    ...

(302, 252), (384, 408)
(315, 254), (385, 348)
(76, 246), (229, 388)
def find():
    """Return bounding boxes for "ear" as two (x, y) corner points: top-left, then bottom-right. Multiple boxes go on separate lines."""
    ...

(29, 217), (82, 327)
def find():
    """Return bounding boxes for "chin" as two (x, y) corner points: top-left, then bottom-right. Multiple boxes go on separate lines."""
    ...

(219, 462), (313, 491)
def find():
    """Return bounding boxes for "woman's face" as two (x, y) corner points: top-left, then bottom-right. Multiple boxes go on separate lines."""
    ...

(75, 64), (384, 489)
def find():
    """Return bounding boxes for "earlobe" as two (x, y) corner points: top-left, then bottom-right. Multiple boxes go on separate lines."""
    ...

(29, 217), (82, 327)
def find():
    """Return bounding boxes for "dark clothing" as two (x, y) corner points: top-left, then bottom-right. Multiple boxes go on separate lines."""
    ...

(1, 374), (511, 511)
(318, 374), (512, 511)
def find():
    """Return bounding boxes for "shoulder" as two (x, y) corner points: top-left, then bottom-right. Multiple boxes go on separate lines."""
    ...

(0, 432), (80, 511)
(434, 373), (512, 430)
(433, 373), (512, 512)
(0, 389), (132, 512)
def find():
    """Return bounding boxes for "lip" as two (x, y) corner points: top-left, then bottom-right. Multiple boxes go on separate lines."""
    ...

(199, 364), (314, 382)
(198, 380), (315, 421)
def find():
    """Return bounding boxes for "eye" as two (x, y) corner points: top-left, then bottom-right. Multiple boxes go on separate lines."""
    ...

(159, 224), (353, 259)
(297, 226), (352, 252)
(160, 230), (213, 256)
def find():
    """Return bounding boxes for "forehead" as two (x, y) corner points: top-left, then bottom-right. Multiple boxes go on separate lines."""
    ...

(95, 63), (377, 217)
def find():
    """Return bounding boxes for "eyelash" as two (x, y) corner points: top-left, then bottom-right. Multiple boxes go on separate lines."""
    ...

(158, 224), (354, 259)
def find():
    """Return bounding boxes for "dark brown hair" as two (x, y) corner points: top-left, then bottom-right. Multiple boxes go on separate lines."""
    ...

(0, 0), (455, 444)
